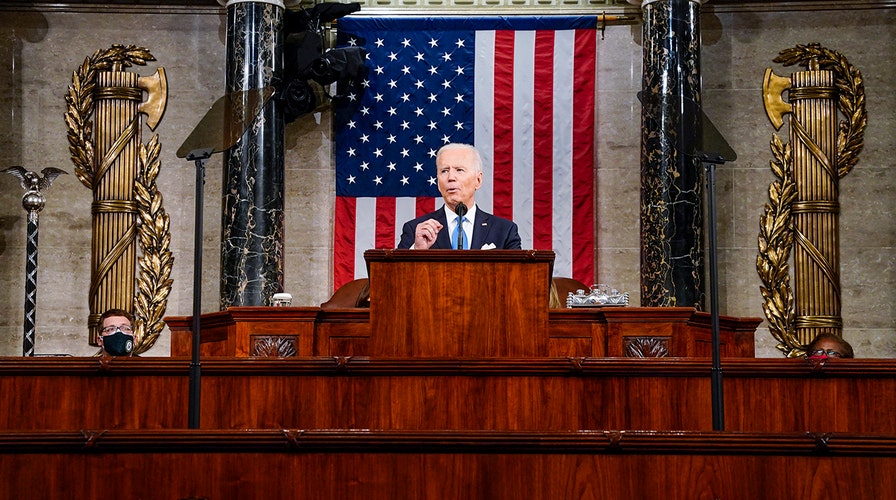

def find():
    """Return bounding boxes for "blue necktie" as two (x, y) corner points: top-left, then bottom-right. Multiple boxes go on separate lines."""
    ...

(452, 216), (467, 250)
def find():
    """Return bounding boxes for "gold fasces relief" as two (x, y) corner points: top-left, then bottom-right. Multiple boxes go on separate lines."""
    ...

(65, 44), (173, 354)
(757, 43), (866, 357)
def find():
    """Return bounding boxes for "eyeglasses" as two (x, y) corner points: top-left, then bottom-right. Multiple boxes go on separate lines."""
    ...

(101, 324), (133, 335)
(810, 349), (843, 358)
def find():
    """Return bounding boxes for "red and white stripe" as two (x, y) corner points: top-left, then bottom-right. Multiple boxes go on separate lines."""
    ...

(334, 27), (596, 290)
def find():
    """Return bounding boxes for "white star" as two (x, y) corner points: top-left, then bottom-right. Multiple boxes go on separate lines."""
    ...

(400, 148), (410, 157)
(388, 52), (398, 61)
(414, 107), (424, 116)
(375, 38), (385, 47)
(347, 147), (356, 156)
(374, 65), (384, 75)
(347, 92), (357, 102)
(441, 107), (452, 116)
(360, 106), (370, 116)
(362, 79), (370, 88)
(401, 38), (412, 47)
(428, 38), (439, 48)
(429, 65), (439, 75)
(455, 121), (465, 130)
(428, 176), (437, 185)
(348, 37), (358, 47)
(387, 107), (398, 116)
(400, 121), (410, 130)
(388, 80), (398, 89)
(414, 162), (424, 171)
(428, 93), (438, 103)
(374, 93), (384, 102)
(347, 175), (356, 183)
(427, 121), (438, 130)
(400, 176), (410, 185)
(347, 120), (357, 129)
(455, 93), (465, 103)
(455, 66), (465, 76)
(359, 134), (370, 143)
(413, 135), (424, 144)
(401, 93), (411, 102)
(373, 176), (383, 185)
(442, 80), (451, 89)
(414, 80), (425, 89)
(428, 148), (438, 157)
(442, 134), (452, 143)
(387, 162), (397, 171)
(455, 39), (465, 48)
(387, 134), (397, 143)
(373, 121), (383, 129)
(373, 148), (383, 157)
(442, 52), (452, 62)
(415, 52), (425, 62)
(360, 162), (370, 170)
(401, 66), (411, 75)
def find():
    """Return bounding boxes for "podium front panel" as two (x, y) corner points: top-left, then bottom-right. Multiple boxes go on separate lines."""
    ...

(365, 250), (554, 357)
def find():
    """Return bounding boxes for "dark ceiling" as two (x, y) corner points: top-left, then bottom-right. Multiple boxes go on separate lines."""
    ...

(5, 0), (781, 6)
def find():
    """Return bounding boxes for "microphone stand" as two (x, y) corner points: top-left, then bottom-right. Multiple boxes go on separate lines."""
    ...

(176, 88), (274, 429)
(638, 90), (736, 431)
(455, 202), (468, 250)
(185, 147), (212, 429)
(700, 153), (726, 431)
(692, 108), (737, 432)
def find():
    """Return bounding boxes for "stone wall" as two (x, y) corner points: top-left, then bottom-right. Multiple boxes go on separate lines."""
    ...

(0, 2), (892, 357)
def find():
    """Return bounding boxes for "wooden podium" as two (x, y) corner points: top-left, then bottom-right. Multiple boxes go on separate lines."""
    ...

(364, 249), (555, 357)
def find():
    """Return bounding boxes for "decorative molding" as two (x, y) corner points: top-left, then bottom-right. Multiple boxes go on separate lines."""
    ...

(4, 0), (893, 14)
(251, 335), (299, 357)
(623, 336), (670, 357)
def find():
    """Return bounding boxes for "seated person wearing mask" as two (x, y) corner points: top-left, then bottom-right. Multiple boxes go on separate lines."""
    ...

(397, 143), (521, 250)
(805, 332), (854, 359)
(98, 308), (136, 357)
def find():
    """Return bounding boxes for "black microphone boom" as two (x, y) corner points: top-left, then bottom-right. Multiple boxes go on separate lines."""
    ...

(455, 202), (467, 250)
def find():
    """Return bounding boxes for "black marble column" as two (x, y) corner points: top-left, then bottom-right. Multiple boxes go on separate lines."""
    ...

(635, 0), (705, 308)
(221, 0), (284, 308)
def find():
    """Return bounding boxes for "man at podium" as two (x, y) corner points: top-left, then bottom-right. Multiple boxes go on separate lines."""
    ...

(397, 143), (522, 250)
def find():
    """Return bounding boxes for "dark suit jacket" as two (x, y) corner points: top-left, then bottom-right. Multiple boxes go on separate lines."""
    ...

(397, 206), (522, 250)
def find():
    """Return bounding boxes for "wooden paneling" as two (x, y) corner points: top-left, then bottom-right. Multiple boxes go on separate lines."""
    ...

(2, 357), (894, 433)
(167, 305), (760, 358)
(365, 249), (554, 357)
(1, 430), (895, 499)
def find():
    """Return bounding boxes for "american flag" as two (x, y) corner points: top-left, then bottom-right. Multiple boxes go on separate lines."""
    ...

(333, 16), (597, 290)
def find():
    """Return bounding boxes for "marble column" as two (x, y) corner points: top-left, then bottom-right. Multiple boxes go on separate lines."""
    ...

(220, 0), (285, 308)
(631, 0), (705, 308)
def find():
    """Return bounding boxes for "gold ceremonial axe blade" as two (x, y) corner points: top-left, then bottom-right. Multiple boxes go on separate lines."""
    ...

(138, 67), (168, 131)
(762, 68), (792, 131)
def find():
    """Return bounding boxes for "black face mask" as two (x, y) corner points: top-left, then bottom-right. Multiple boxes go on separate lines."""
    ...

(103, 330), (134, 356)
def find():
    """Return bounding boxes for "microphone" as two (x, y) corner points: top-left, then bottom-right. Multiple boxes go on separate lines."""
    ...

(455, 202), (467, 250)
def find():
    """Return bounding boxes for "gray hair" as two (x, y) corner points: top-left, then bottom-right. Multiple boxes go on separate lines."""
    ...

(435, 143), (483, 173)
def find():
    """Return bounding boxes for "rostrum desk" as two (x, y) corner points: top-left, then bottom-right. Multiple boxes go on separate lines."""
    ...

(5, 251), (895, 498)
(166, 250), (758, 358)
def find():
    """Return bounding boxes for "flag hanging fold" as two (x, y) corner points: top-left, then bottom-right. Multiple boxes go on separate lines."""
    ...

(333, 16), (597, 290)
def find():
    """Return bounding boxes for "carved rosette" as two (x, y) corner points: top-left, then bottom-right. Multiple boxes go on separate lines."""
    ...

(251, 336), (298, 357)
(623, 337), (670, 358)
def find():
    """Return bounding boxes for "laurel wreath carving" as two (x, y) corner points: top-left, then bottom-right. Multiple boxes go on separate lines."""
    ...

(66, 44), (156, 190)
(133, 136), (173, 354)
(65, 44), (172, 354)
(773, 43), (867, 178)
(758, 44), (866, 357)
(757, 136), (800, 356)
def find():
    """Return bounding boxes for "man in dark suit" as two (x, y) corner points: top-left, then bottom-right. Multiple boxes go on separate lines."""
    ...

(397, 143), (521, 250)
